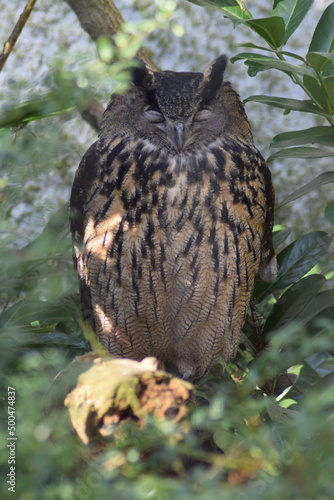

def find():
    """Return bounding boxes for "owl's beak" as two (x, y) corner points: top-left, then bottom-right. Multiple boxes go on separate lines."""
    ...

(174, 122), (185, 151)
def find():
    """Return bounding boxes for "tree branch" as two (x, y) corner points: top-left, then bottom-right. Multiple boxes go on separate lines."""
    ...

(64, 0), (159, 70)
(63, 0), (159, 130)
(0, 0), (38, 73)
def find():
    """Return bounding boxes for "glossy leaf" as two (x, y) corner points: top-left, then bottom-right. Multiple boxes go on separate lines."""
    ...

(324, 201), (334, 225)
(244, 17), (285, 49)
(278, 171), (334, 207)
(254, 231), (331, 300)
(309, 3), (334, 53)
(232, 52), (314, 76)
(272, 0), (314, 43)
(271, 126), (334, 148)
(187, 0), (252, 24)
(296, 289), (334, 325)
(303, 75), (331, 112)
(268, 146), (334, 161)
(244, 95), (329, 117)
(264, 274), (326, 331)
(276, 232), (331, 287)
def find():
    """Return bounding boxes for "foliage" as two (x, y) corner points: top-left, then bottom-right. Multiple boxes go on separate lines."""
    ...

(0, 1), (334, 499)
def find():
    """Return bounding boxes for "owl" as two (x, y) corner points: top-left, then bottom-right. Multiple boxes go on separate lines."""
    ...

(70, 55), (277, 382)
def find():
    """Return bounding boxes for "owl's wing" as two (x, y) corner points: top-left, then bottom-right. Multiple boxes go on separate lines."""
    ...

(70, 141), (101, 329)
(258, 158), (277, 283)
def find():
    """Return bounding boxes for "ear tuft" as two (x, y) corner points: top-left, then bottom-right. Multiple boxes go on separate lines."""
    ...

(132, 59), (156, 90)
(203, 54), (228, 90)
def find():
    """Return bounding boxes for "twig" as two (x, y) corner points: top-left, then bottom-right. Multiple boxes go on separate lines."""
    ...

(0, 0), (38, 73)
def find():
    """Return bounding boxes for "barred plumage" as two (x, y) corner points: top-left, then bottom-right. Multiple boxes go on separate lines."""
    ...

(70, 55), (276, 381)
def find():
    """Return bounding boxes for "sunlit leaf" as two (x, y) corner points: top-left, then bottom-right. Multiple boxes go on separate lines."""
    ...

(271, 126), (334, 148)
(278, 171), (334, 207)
(272, 0), (314, 43)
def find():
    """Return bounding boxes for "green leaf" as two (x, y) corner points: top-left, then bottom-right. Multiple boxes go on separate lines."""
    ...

(232, 52), (314, 77)
(268, 146), (334, 161)
(309, 3), (334, 53)
(0, 80), (93, 128)
(271, 126), (334, 148)
(244, 95), (329, 118)
(306, 52), (333, 73)
(296, 289), (334, 324)
(275, 232), (331, 288)
(186, 0), (252, 25)
(268, 147), (334, 161)
(272, 0), (314, 43)
(272, 228), (292, 249)
(238, 42), (275, 52)
(318, 357), (334, 371)
(325, 201), (334, 225)
(0, 95), (76, 128)
(254, 231), (331, 300)
(264, 274), (326, 331)
(303, 75), (331, 112)
(238, 43), (306, 62)
(0, 298), (77, 327)
(323, 75), (334, 107)
(244, 17), (285, 49)
(278, 171), (334, 207)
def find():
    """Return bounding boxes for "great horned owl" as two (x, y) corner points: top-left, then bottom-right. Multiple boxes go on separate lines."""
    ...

(70, 55), (276, 381)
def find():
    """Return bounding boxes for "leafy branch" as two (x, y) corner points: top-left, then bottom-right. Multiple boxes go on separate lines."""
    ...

(189, 0), (334, 160)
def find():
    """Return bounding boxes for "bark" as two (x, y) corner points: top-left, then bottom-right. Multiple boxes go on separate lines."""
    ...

(64, 0), (159, 70)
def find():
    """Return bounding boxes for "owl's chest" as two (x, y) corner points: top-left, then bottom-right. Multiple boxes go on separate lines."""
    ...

(87, 139), (265, 259)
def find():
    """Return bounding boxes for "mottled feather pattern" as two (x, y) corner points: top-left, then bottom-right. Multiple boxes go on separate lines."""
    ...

(70, 55), (276, 381)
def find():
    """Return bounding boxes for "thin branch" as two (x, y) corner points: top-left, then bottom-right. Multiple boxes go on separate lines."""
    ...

(0, 0), (38, 73)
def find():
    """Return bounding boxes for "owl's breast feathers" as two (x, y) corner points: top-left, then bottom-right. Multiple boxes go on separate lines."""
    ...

(70, 132), (275, 380)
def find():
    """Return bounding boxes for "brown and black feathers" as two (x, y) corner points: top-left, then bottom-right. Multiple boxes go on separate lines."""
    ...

(70, 55), (276, 381)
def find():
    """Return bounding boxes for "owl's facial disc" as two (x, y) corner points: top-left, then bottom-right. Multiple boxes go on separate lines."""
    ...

(144, 104), (191, 152)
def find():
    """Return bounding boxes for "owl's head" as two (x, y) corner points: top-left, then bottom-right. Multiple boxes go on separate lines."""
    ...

(102, 55), (252, 153)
